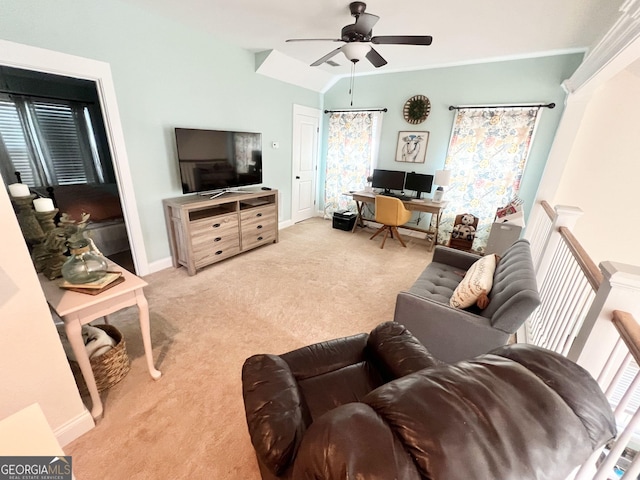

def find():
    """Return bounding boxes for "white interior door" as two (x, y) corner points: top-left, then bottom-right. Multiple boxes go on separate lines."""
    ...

(292, 104), (320, 223)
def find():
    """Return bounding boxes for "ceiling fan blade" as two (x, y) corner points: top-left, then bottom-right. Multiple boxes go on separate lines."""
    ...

(366, 47), (387, 68)
(310, 47), (344, 67)
(371, 35), (433, 46)
(286, 38), (343, 42)
(354, 12), (379, 35)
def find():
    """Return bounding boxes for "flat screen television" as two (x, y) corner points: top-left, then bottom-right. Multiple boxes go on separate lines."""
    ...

(404, 172), (434, 199)
(371, 169), (405, 193)
(175, 128), (262, 194)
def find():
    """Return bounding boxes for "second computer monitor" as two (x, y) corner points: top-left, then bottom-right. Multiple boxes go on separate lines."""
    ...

(404, 172), (434, 199)
(371, 169), (406, 193)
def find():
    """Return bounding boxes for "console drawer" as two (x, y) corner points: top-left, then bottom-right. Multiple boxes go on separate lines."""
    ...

(193, 234), (240, 267)
(191, 212), (238, 237)
(241, 206), (276, 251)
(241, 206), (276, 234)
(242, 228), (276, 250)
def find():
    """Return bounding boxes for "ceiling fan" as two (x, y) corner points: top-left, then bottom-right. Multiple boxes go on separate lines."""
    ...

(286, 1), (433, 68)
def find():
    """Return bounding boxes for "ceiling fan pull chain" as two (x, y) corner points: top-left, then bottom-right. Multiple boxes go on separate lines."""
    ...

(349, 62), (355, 106)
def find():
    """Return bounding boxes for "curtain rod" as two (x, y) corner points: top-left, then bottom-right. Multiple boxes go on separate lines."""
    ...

(448, 103), (555, 111)
(324, 108), (388, 114)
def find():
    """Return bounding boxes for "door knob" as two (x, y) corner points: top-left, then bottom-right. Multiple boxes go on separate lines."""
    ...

(296, 176), (300, 179)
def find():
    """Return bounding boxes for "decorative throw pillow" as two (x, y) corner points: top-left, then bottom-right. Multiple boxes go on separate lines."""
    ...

(450, 254), (497, 309)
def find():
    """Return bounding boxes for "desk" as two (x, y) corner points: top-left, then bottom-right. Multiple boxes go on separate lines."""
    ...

(39, 263), (161, 419)
(348, 191), (448, 250)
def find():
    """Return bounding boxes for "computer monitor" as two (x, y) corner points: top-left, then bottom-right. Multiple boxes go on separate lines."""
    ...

(404, 172), (434, 199)
(371, 169), (406, 193)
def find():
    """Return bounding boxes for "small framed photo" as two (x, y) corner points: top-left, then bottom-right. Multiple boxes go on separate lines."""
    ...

(395, 131), (429, 163)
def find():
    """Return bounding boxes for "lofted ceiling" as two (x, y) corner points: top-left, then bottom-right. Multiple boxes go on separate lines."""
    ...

(122, 0), (623, 86)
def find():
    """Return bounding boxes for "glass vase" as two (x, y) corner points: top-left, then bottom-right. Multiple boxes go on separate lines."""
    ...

(61, 239), (108, 284)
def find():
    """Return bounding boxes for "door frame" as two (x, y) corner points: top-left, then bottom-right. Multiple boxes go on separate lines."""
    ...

(291, 104), (321, 223)
(0, 39), (149, 275)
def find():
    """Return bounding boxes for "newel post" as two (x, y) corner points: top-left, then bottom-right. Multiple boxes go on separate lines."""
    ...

(534, 205), (583, 285)
(568, 262), (640, 378)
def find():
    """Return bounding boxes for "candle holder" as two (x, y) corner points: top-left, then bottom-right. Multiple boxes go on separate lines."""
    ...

(40, 212), (92, 280)
(31, 208), (60, 274)
(11, 194), (45, 245)
(41, 226), (69, 280)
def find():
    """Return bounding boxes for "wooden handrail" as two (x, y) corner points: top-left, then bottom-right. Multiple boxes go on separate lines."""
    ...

(558, 226), (603, 290)
(541, 200), (555, 221)
(612, 310), (640, 366)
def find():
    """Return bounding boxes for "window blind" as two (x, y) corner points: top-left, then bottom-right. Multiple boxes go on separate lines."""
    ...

(0, 96), (103, 187)
(0, 99), (38, 186)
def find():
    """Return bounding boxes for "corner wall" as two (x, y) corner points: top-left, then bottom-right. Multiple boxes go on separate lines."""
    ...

(0, 186), (93, 445)
(552, 69), (640, 266)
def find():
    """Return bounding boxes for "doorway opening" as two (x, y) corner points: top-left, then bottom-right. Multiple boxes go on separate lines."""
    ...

(0, 66), (134, 271)
(0, 39), (148, 274)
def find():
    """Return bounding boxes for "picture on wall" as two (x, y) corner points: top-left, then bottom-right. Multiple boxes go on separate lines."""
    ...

(395, 131), (429, 163)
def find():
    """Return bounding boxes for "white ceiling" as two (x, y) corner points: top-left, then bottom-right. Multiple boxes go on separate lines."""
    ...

(123, 0), (623, 79)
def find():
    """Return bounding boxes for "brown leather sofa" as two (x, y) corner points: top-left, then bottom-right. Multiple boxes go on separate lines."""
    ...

(242, 323), (616, 480)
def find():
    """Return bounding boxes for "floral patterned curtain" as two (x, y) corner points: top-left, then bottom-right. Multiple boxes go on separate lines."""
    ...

(324, 112), (379, 216)
(438, 107), (541, 250)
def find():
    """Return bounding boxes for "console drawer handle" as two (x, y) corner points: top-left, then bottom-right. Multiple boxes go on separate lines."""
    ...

(256, 212), (263, 217)
(257, 225), (263, 229)
(212, 223), (221, 228)
(214, 237), (222, 242)
(215, 250), (223, 255)
(257, 236), (264, 241)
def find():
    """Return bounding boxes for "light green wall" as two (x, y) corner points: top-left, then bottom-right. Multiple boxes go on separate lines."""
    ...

(0, 0), (321, 264)
(0, 0), (583, 262)
(322, 53), (584, 219)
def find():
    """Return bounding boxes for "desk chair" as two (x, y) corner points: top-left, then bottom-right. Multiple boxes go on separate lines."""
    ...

(370, 195), (413, 249)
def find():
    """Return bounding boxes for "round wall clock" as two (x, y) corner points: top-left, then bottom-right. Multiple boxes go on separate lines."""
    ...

(403, 95), (431, 124)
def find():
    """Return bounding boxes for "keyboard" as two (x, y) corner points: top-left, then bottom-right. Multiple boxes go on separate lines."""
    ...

(382, 193), (412, 202)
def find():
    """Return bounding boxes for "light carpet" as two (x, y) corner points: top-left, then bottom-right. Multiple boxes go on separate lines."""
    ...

(65, 217), (434, 479)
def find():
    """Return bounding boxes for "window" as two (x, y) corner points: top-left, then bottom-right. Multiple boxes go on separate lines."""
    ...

(438, 106), (541, 248)
(324, 110), (383, 216)
(0, 94), (104, 187)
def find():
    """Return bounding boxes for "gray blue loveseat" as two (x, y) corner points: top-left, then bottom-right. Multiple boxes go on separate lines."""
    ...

(394, 239), (540, 363)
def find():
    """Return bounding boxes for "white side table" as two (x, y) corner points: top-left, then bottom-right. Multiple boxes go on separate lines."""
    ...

(38, 263), (161, 419)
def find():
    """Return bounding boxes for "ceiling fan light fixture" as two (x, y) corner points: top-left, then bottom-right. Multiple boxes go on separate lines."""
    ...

(342, 42), (371, 62)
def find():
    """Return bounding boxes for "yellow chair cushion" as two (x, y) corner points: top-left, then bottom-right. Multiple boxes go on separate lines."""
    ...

(375, 196), (412, 227)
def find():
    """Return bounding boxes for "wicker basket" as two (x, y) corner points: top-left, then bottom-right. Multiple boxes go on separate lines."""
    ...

(70, 324), (130, 396)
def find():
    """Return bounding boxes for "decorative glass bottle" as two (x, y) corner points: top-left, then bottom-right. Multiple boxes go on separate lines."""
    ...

(61, 238), (108, 284)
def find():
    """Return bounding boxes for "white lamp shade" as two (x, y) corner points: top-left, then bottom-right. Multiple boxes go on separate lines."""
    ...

(434, 169), (451, 187)
(342, 43), (371, 62)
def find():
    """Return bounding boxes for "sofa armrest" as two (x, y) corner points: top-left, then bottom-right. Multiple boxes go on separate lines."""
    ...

(242, 354), (306, 476)
(394, 291), (510, 363)
(367, 321), (441, 379)
(432, 245), (481, 271)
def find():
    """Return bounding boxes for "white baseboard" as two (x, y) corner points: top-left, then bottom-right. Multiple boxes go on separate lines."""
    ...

(279, 219), (294, 229)
(55, 408), (94, 447)
(146, 257), (173, 274)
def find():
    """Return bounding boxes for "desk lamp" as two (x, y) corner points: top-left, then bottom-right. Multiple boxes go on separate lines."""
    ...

(432, 170), (451, 203)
